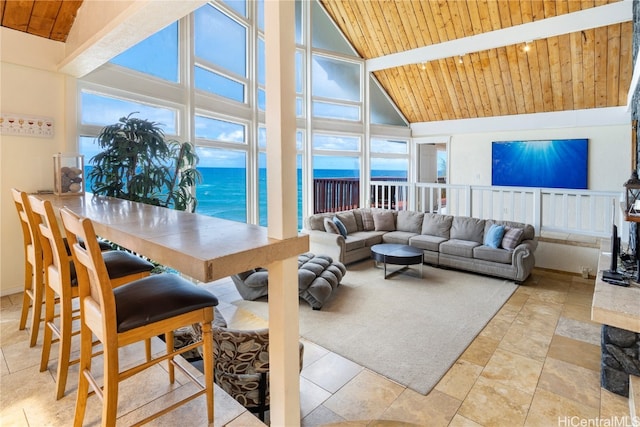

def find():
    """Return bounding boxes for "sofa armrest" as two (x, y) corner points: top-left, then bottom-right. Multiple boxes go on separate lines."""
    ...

(302, 229), (346, 264)
(512, 239), (537, 282)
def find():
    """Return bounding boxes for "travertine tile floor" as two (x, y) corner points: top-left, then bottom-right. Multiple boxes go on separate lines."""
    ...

(0, 267), (633, 426)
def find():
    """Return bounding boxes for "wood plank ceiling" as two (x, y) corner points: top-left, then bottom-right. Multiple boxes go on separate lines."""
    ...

(0, 0), (632, 124)
(0, 0), (82, 42)
(321, 0), (633, 124)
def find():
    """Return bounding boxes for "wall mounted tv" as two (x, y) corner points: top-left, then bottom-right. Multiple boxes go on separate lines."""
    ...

(491, 138), (588, 189)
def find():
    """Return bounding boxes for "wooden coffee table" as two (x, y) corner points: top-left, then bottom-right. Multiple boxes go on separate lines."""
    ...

(370, 243), (424, 279)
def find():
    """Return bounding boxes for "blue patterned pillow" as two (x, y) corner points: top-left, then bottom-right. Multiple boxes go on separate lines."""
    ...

(333, 216), (348, 237)
(484, 224), (505, 248)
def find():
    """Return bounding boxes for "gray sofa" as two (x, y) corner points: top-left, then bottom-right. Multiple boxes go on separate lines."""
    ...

(303, 208), (537, 283)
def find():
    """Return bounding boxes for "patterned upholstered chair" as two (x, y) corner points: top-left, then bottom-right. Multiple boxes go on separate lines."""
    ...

(210, 325), (304, 421)
(231, 252), (346, 310)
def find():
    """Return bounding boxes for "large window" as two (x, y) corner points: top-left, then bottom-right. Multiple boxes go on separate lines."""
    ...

(311, 55), (361, 121)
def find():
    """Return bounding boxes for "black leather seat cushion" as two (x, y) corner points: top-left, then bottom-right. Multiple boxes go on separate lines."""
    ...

(70, 251), (154, 286)
(64, 237), (112, 254)
(114, 274), (219, 333)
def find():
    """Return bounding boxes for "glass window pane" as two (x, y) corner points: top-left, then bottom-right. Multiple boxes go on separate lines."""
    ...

(195, 147), (247, 222)
(258, 127), (266, 149)
(295, 0), (302, 44)
(311, 0), (356, 55)
(257, 0), (264, 31)
(222, 0), (246, 17)
(258, 89), (266, 111)
(371, 138), (408, 154)
(79, 136), (100, 183)
(195, 66), (245, 102)
(258, 38), (265, 85)
(296, 130), (303, 151)
(81, 92), (176, 134)
(195, 5), (246, 77)
(313, 155), (359, 177)
(312, 55), (360, 102)
(370, 75), (407, 126)
(313, 134), (359, 151)
(296, 50), (303, 93)
(195, 116), (245, 143)
(312, 101), (359, 121)
(110, 22), (178, 82)
(313, 155), (360, 213)
(259, 153), (303, 229)
(296, 97), (303, 117)
(371, 157), (408, 180)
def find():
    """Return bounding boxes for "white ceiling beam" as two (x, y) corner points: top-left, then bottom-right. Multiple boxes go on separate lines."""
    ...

(367, 1), (633, 72)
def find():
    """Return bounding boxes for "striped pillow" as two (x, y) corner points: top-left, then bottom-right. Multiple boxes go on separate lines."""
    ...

(361, 209), (375, 231)
(501, 226), (524, 250)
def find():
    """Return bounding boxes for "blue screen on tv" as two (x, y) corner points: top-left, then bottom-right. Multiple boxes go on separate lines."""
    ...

(491, 139), (588, 189)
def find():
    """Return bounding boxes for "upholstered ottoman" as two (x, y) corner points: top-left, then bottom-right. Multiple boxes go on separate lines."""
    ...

(231, 252), (346, 310)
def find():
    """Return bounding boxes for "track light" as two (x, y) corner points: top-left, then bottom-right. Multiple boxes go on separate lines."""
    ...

(458, 55), (463, 64)
(524, 41), (532, 52)
(421, 62), (426, 70)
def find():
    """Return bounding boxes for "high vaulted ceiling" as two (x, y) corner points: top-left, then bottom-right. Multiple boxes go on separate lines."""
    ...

(321, 0), (634, 124)
(1, 0), (634, 125)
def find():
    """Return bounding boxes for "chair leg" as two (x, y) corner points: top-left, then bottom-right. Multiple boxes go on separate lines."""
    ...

(102, 341), (120, 427)
(18, 262), (33, 331)
(73, 322), (93, 427)
(201, 321), (214, 424)
(28, 269), (44, 347)
(165, 331), (175, 383)
(39, 284), (56, 372)
(55, 292), (74, 400)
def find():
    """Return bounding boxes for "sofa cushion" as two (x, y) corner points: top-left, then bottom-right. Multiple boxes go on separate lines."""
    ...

(484, 224), (505, 248)
(349, 230), (385, 247)
(343, 236), (366, 252)
(501, 226), (524, 250)
(409, 234), (447, 252)
(324, 217), (340, 234)
(397, 210), (424, 233)
(473, 246), (513, 264)
(373, 210), (395, 231)
(335, 211), (358, 234)
(421, 213), (453, 238)
(332, 216), (348, 237)
(382, 231), (418, 245)
(440, 239), (481, 258)
(360, 209), (375, 231)
(450, 217), (485, 244)
(485, 219), (535, 241)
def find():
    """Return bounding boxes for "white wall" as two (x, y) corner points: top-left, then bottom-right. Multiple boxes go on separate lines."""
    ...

(448, 125), (631, 192)
(1, 30), (68, 296)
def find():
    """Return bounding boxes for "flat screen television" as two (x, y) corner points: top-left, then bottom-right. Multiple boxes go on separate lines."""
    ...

(491, 139), (588, 189)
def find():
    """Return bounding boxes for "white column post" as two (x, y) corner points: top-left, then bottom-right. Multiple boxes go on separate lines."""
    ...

(265, 1), (301, 426)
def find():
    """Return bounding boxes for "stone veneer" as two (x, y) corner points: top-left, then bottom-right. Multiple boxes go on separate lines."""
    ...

(600, 325), (640, 397)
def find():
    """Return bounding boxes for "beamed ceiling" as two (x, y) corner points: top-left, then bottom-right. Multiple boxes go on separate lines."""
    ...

(0, 0), (634, 124)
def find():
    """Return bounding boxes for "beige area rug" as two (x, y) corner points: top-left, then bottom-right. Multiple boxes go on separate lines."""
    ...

(232, 259), (518, 395)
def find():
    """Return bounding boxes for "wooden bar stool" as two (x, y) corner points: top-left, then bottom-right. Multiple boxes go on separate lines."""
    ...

(60, 207), (218, 426)
(28, 195), (156, 400)
(11, 188), (45, 347)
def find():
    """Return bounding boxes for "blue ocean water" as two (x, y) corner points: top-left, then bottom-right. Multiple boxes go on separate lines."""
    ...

(85, 166), (405, 227)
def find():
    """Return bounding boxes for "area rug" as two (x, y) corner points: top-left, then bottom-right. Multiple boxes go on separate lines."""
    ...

(233, 260), (517, 395)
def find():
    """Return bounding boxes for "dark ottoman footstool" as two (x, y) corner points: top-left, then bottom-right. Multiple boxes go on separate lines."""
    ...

(231, 252), (346, 310)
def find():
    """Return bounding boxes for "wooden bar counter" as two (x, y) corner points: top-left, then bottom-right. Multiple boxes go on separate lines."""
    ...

(37, 192), (309, 283)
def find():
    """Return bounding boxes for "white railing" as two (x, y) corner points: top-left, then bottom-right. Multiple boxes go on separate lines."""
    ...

(369, 181), (623, 238)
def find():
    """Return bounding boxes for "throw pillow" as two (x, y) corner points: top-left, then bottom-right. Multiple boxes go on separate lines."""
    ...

(361, 209), (375, 231)
(501, 226), (524, 250)
(484, 224), (505, 249)
(333, 216), (348, 237)
(324, 217), (340, 234)
(373, 210), (395, 231)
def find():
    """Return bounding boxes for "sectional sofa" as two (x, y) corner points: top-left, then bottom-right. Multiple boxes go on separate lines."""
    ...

(303, 208), (538, 283)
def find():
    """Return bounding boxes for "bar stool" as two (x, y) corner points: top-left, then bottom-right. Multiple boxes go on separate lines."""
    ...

(11, 188), (45, 347)
(28, 195), (156, 400)
(60, 207), (218, 426)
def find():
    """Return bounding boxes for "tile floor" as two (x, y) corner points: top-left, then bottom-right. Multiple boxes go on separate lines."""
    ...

(0, 266), (633, 426)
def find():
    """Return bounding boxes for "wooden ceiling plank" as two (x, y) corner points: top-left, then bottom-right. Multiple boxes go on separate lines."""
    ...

(517, 44), (535, 114)
(425, 0), (447, 44)
(425, 60), (455, 120)
(440, 57), (467, 119)
(606, 23), (621, 107)
(487, 48), (509, 116)
(2, 0), (34, 32)
(0, 1), (5, 25)
(438, 0), (460, 42)
(454, 1), (475, 38)
(344, 1), (377, 59)
(464, 0), (484, 37)
(27, 0), (61, 40)
(594, 26), (609, 108)
(406, 65), (433, 122)
(496, 47), (517, 116)
(455, 55), (478, 118)
(581, 28), (596, 109)
(505, 44), (527, 114)
(486, 1), (503, 30)
(476, 0), (494, 33)
(526, 41), (545, 112)
(519, 0), (533, 24)
(478, 50), (502, 117)
(570, 31), (585, 110)
(395, 0), (420, 51)
(50, 0), (82, 42)
(412, 1), (434, 47)
(385, 2), (411, 54)
(535, 30), (556, 111)
(467, 52), (491, 117)
(416, 64), (443, 122)
(618, 22), (633, 106)
(558, 33), (575, 111)
(368, 1), (397, 56)
(542, 0), (557, 18)
(460, 52), (486, 118)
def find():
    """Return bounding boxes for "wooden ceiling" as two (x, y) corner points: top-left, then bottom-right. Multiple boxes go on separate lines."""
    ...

(321, 0), (633, 123)
(0, 0), (82, 42)
(1, 0), (632, 124)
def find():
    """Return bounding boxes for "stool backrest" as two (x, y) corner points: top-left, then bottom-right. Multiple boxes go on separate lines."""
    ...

(11, 189), (42, 264)
(59, 207), (116, 334)
(28, 196), (73, 294)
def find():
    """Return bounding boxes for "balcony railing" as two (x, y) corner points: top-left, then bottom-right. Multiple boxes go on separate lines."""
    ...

(313, 177), (623, 238)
